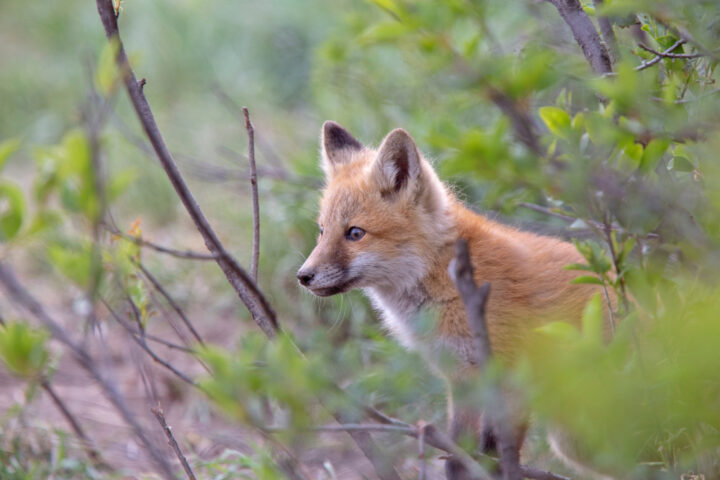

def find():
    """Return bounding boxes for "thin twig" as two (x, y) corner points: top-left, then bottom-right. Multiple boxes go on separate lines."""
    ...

(135, 261), (205, 347)
(104, 298), (197, 386)
(518, 202), (660, 240)
(95, 0), (278, 338)
(635, 39), (685, 71)
(151, 404), (197, 480)
(638, 42), (703, 59)
(41, 378), (110, 469)
(0, 264), (176, 480)
(105, 224), (218, 260)
(242, 107), (260, 283)
(602, 217), (630, 313)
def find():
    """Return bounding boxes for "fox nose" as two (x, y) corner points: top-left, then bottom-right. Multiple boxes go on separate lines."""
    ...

(297, 270), (315, 286)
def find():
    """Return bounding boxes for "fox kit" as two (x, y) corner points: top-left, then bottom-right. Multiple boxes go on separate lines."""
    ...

(298, 121), (607, 365)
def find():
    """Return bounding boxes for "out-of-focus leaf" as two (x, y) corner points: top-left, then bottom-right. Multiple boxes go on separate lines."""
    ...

(571, 275), (605, 285)
(0, 322), (49, 378)
(0, 138), (21, 172)
(536, 321), (580, 341)
(581, 294), (604, 345)
(641, 138), (670, 173)
(96, 37), (121, 96)
(0, 181), (26, 242)
(539, 106), (571, 138)
(47, 241), (94, 289)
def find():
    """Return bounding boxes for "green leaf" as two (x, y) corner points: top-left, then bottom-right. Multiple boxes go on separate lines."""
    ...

(670, 156), (694, 172)
(47, 241), (94, 288)
(564, 262), (594, 272)
(0, 322), (49, 378)
(640, 139), (670, 173)
(95, 37), (121, 96)
(536, 321), (580, 341)
(358, 21), (412, 45)
(0, 138), (21, 172)
(581, 294), (604, 345)
(0, 181), (26, 242)
(539, 106), (571, 138)
(571, 275), (605, 285)
(367, 0), (407, 20)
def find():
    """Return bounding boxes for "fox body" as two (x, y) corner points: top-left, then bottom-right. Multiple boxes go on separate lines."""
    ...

(298, 121), (606, 365)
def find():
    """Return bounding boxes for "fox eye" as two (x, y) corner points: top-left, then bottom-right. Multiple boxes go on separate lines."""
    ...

(345, 226), (366, 241)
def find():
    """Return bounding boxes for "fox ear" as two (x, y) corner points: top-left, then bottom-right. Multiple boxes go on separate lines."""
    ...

(373, 128), (421, 196)
(321, 121), (363, 177)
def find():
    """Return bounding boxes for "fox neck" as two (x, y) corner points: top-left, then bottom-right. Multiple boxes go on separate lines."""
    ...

(364, 197), (459, 350)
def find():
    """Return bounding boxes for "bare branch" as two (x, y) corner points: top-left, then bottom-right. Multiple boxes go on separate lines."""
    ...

(449, 240), (492, 365)
(0, 264), (176, 480)
(105, 223), (218, 260)
(547, 0), (613, 75)
(135, 261), (205, 347)
(95, 0), (278, 338)
(41, 378), (110, 469)
(151, 404), (197, 480)
(592, 0), (618, 63)
(449, 240), (523, 480)
(242, 107), (260, 283)
(105, 298), (197, 387)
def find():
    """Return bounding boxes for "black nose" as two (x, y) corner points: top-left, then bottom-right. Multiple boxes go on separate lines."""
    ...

(297, 271), (314, 286)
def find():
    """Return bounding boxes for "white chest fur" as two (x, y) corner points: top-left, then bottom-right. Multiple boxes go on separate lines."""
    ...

(364, 286), (427, 350)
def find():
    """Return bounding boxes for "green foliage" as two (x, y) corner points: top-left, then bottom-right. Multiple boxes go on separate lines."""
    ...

(198, 332), (334, 429)
(0, 322), (49, 379)
(0, 181), (26, 242)
(2, 0), (720, 477)
(524, 286), (720, 475)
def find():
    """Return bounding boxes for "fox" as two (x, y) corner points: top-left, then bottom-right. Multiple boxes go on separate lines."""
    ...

(297, 121), (612, 473)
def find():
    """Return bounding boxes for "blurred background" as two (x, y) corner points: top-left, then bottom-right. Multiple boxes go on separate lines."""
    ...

(1, 0), (720, 478)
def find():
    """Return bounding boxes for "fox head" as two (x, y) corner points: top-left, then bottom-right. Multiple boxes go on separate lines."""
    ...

(297, 121), (453, 297)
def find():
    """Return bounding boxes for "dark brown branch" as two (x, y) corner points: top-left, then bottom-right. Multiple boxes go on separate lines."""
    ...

(41, 378), (110, 469)
(95, 0), (278, 338)
(449, 241), (492, 365)
(105, 223), (218, 260)
(592, 0), (618, 63)
(450, 240), (522, 480)
(547, 0), (613, 75)
(135, 261), (205, 347)
(151, 404), (197, 480)
(0, 264), (176, 480)
(242, 107), (260, 283)
(487, 88), (544, 157)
